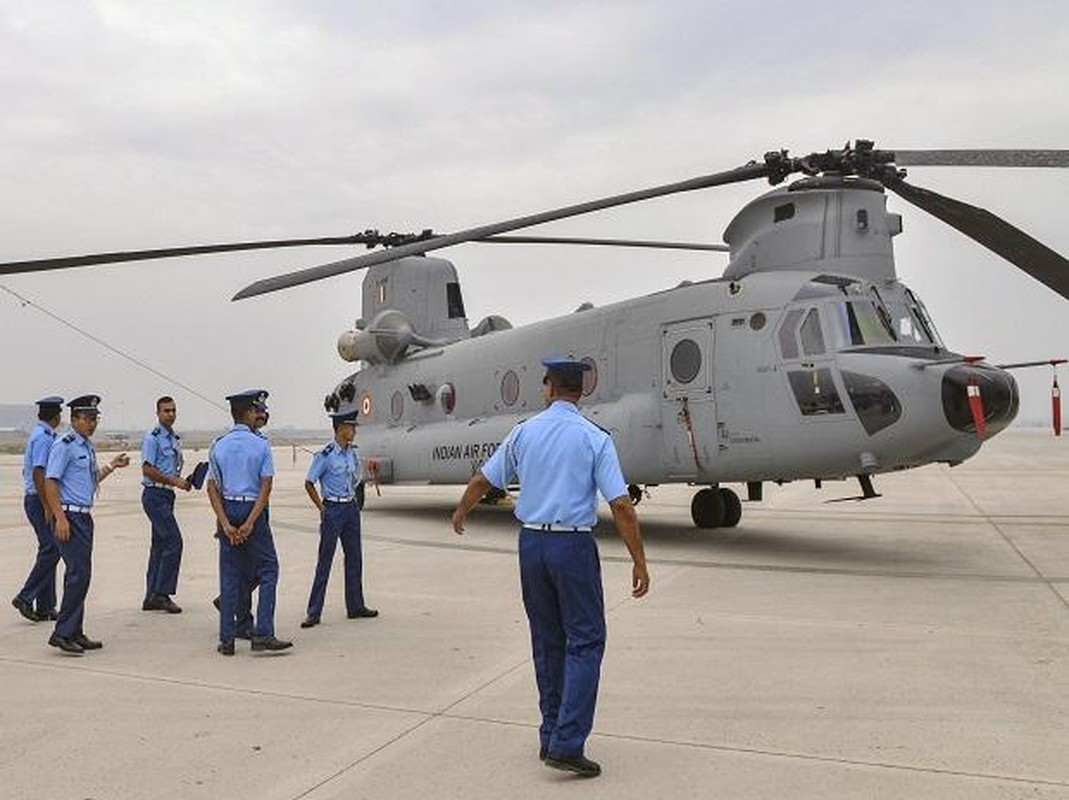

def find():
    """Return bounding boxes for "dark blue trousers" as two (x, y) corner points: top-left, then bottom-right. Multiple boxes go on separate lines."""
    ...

(518, 529), (606, 757)
(306, 502), (364, 618)
(218, 500), (278, 643)
(141, 486), (183, 597)
(55, 512), (94, 639)
(17, 494), (59, 613)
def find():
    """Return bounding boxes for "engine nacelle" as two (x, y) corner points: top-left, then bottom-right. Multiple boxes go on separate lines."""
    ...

(338, 309), (417, 364)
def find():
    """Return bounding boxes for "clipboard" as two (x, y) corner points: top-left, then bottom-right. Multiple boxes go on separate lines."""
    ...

(185, 461), (209, 490)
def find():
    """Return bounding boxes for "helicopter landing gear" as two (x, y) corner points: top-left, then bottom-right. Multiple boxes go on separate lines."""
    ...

(718, 487), (742, 528)
(628, 484), (644, 506)
(691, 486), (742, 529)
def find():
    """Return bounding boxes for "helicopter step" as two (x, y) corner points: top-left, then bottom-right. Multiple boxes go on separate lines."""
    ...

(690, 485), (742, 529)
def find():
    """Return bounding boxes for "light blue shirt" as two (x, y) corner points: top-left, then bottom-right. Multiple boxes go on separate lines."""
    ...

(141, 425), (183, 486)
(45, 431), (99, 507)
(481, 400), (628, 527)
(23, 421), (58, 495)
(306, 439), (360, 498)
(207, 424), (274, 497)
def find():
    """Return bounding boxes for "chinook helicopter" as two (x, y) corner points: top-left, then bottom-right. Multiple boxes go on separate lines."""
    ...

(3, 140), (1067, 528)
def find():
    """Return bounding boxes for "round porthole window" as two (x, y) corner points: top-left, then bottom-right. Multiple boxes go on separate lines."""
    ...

(501, 370), (520, 406)
(581, 357), (598, 396)
(670, 339), (702, 384)
(750, 312), (766, 331)
(390, 390), (404, 421)
(438, 383), (456, 414)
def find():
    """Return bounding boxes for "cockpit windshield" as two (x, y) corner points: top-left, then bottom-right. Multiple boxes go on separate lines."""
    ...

(826, 299), (896, 348)
(780, 278), (945, 357)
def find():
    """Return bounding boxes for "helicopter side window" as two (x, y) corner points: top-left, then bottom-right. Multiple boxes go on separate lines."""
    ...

(799, 308), (825, 356)
(787, 368), (845, 416)
(777, 308), (805, 359)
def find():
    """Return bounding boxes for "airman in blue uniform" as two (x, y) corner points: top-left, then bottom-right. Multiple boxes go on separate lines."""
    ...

(41, 395), (131, 654)
(206, 389), (292, 656)
(300, 409), (377, 628)
(12, 396), (64, 623)
(453, 358), (650, 778)
(140, 395), (190, 614)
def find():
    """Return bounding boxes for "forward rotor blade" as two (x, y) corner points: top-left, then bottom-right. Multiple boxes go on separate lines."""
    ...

(893, 150), (1069, 168)
(479, 235), (729, 252)
(233, 161), (771, 300)
(0, 235), (375, 276)
(886, 178), (1069, 300)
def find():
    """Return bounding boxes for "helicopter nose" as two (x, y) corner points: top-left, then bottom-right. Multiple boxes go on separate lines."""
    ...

(941, 364), (1019, 436)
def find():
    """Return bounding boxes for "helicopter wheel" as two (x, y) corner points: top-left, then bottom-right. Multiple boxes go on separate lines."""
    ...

(719, 487), (742, 528)
(356, 481), (366, 510)
(628, 484), (643, 506)
(691, 487), (724, 529)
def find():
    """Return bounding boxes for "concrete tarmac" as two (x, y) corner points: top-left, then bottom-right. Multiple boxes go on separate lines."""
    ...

(1, 430), (1067, 799)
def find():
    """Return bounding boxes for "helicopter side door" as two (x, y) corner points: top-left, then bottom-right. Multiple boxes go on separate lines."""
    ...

(661, 320), (715, 480)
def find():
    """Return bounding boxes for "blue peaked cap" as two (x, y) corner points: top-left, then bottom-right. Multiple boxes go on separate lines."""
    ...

(225, 389), (269, 410)
(68, 394), (101, 414)
(541, 357), (591, 373)
(35, 395), (64, 407)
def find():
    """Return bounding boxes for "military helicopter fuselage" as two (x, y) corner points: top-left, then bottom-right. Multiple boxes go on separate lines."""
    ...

(326, 176), (1019, 527)
(7, 141), (1059, 528)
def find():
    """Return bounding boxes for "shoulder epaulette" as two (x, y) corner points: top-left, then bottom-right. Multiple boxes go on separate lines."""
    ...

(61, 433), (76, 443)
(151, 426), (161, 436)
(581, 414), (613, 436)
(321, 442), (335, 456)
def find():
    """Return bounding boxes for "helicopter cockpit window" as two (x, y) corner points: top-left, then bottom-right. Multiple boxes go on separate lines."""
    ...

(787, 368), (845, 416)
(883, 299), (933, 344)
(799, 308), (825, 356)
(446, 283), (466, 319)
(828, 300), (897, 348)
(777, 308), (805, 359)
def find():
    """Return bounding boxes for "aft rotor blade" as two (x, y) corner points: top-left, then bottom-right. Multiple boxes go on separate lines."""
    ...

(0, 235), (376, 276)
(885, 178), (1069, 300)
(233, 161), (771, 300)
(893, 150), (1069, 168)
(479, 235), (730, 252)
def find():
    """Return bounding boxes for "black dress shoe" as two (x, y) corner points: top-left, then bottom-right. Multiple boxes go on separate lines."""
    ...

(158, 596), (183, 614)
(347, 607), (379, 619)
(251, 634), (293, 652)
(212, 596), (221, 611)
(12, 597), (41, 622)
(217, 641), (235, 656)
(37, 608), (58, 621)
(142, 594), (162, 611)
(48, 633), (84, 655)
(545, 753), (601, 777)
(300, 616), (320, 628)
(73, 633), (103, 650)
(539, 746), (548, 761)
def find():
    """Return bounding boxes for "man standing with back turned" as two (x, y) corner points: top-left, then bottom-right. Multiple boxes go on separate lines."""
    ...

(207, 389), (291, 656)
(452, 357), (650, 778)
(140, 396), (189, 614)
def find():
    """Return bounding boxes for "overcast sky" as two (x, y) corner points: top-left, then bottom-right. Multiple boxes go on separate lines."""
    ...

(1, 0), (1066, 431)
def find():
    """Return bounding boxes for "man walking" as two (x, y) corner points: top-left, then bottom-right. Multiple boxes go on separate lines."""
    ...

(12, 396), (64, 622)
(452, 358), (649, 777)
